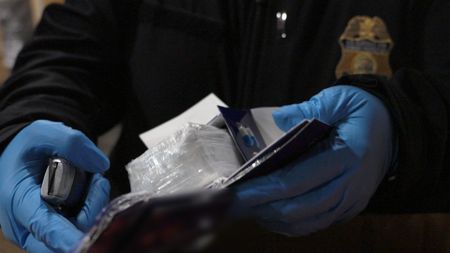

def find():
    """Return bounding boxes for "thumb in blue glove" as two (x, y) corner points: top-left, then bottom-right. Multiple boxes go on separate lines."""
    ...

(234, 85), (394, 236)
(0, 120), (110, 253)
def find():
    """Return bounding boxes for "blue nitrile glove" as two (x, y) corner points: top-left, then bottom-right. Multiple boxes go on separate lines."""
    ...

(235, 85), (393, 236)
(0, 120), (110, 253)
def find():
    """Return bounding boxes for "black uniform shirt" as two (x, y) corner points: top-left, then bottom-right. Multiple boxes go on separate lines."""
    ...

(0, 0), (449, 212)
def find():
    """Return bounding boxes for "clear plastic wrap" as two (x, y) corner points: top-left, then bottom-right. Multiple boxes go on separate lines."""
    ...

(126, 123), (243, 196)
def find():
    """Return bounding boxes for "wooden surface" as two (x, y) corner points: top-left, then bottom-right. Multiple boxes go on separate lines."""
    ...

(1, 214), (450, 252)
(0, 214), (450, 253)
(209, 213), (450, 253)
(0, 231), (24, 253)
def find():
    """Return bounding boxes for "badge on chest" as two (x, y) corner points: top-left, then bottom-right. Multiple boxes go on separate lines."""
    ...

(336, 16), (393, 79)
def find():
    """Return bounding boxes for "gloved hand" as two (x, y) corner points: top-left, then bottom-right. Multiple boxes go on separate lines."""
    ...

(235, 85), (394, 236)
(0, 120), (110, 253)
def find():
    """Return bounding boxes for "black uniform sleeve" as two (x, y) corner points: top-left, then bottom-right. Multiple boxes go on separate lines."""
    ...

(0, 0), (127, 150)
(337, 0), (450, 212)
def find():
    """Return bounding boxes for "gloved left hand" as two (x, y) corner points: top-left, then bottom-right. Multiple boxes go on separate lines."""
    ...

(235, 85), (394, 236)
(0, 120), (110, 252)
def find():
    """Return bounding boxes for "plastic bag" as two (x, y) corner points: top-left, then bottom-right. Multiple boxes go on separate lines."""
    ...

(126, 123), (243, 196)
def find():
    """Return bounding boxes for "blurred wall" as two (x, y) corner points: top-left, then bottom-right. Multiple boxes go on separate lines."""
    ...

(0, 30), (7, 83)
(0, 0), (64, 82)
(30, 0), (64, 25)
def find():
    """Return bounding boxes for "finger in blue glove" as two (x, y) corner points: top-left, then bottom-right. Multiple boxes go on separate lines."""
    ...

(74, 173), (110, 233)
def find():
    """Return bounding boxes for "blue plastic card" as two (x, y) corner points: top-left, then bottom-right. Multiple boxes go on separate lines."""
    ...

(218, 106), (267, 161)
(216, 107), (332, 186)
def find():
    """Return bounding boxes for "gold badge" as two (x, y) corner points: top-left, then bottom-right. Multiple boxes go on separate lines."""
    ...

(335, 16), (394, 79)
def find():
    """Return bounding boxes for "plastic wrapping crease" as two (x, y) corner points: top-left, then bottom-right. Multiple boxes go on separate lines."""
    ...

(126, 123), (243, 196)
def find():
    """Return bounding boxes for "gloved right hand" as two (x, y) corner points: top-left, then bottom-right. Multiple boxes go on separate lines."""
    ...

(0, 120), (110, 253)
(234, 86), (393, 236)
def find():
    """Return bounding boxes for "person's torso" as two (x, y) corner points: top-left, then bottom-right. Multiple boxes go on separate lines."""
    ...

(109, 0), (429, 192)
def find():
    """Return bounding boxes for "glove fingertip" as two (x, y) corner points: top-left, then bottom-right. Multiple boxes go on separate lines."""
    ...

(23, 234), (54, 253)
(98, 153), (110, 172)
(76, 174), (110, 232)
(84, 142), (110, 173)
(233, 183), (274, 207)
(91, 173), (111, 196)
(272, 106), (295, 132)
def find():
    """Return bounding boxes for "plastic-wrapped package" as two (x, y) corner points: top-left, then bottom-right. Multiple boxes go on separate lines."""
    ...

(75, 105), (332, 252)
(126, 123), (243, 196)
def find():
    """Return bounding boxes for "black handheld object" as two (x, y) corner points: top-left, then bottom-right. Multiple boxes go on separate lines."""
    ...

(40, 158), (90, 216)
